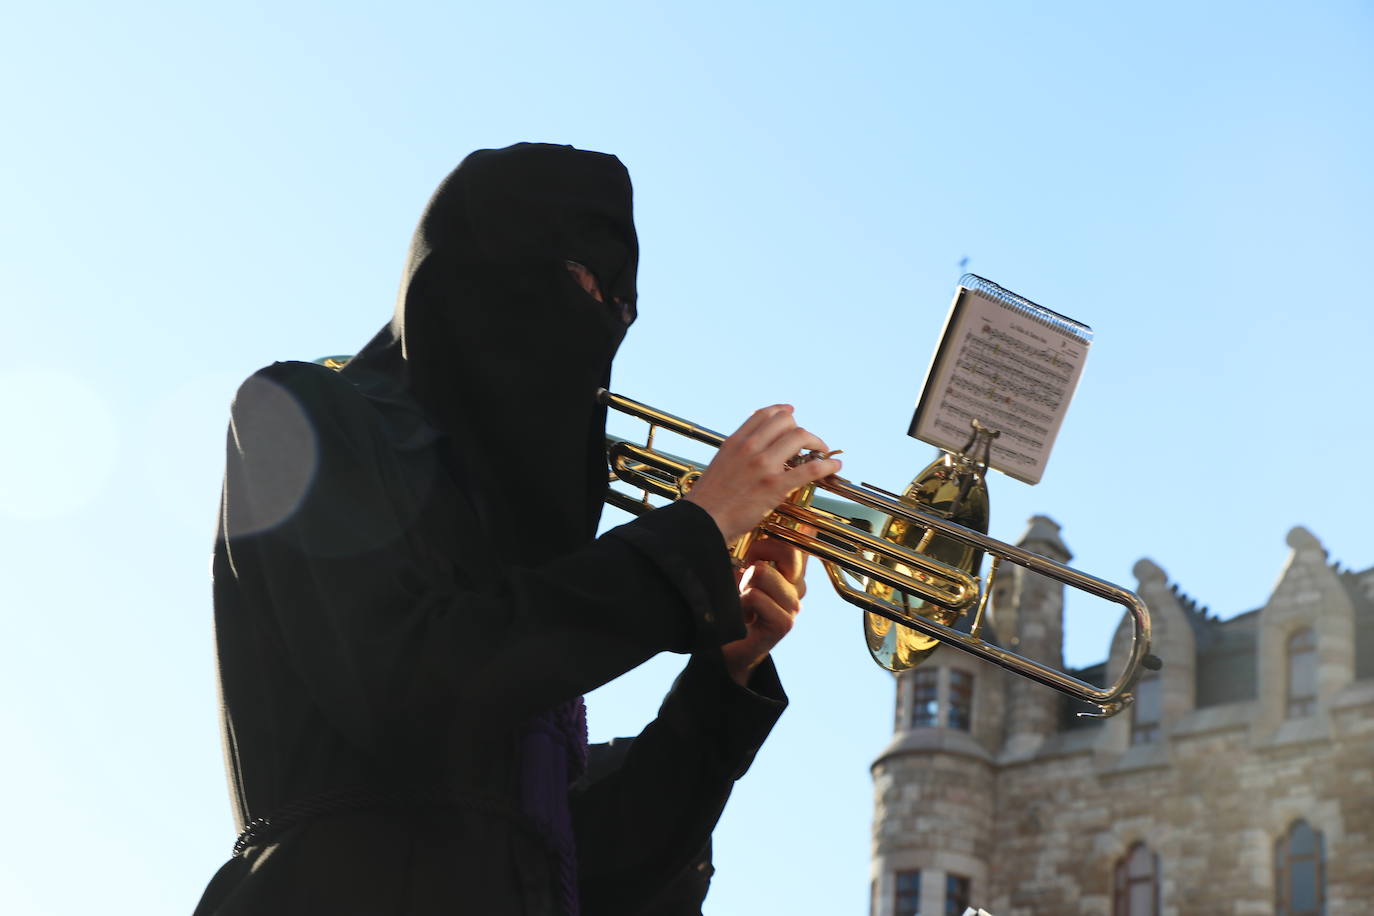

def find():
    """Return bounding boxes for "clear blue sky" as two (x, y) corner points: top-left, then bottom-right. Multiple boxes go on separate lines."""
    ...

(2, 2), (1371, 913)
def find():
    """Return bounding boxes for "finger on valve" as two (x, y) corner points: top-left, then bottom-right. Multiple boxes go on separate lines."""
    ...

(743, 536), (808, 592)
(741, 559), (801, 615)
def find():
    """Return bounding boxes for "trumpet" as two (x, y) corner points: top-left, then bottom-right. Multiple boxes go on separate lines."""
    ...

(599, 388), (1157, 718)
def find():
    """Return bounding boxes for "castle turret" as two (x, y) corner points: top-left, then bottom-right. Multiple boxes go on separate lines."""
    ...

(867, 521), (1068, 914)
(871, 668), (995, 916)
(996, 515), (1071, 760)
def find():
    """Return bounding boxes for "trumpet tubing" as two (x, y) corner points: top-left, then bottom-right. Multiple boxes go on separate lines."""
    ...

(599, 388), (1156, 719)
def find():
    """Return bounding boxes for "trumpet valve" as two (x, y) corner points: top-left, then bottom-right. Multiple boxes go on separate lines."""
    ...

(787, 448), (844, 469)
(674, 469), (702, 498)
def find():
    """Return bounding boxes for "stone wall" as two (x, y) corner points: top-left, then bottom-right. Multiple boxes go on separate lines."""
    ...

(983, 688), (1374, 914)
(870, 523), (1374, 916)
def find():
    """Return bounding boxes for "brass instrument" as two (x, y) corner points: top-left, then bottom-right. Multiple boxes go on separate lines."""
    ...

(600, 388), (1156, 718)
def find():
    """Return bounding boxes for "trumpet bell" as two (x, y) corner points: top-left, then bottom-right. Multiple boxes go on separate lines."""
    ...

(865, 451), (991, 672)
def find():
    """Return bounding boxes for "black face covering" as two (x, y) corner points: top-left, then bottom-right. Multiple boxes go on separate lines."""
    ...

(351, 144), (639, 558)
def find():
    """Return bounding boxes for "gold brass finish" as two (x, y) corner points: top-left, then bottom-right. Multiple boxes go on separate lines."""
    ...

(599, 388), (1154, 718)
(864, 438), (994, 673)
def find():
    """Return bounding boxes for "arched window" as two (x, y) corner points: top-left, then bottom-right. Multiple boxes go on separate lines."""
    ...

(1287, 628), (1317, 718)
(1275, 820), (1325, 915)
(1131, 676), (1161, 745)
(1113, 842), (1159, 916)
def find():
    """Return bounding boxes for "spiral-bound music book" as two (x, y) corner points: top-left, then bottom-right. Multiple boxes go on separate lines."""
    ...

(908, 274), (1092, 485)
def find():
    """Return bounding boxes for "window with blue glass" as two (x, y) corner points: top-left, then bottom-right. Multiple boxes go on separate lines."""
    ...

(1275, 819), (1324, 915)
(947, 670), (974, 731)
(894, 869), (921, 916)
(911, 670), (939, 728)
(944, 873), (970, 915)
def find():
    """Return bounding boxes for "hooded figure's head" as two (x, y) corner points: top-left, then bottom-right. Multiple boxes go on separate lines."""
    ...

(350, 143), (639, 554)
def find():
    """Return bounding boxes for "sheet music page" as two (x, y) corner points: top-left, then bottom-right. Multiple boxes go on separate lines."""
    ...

(909, 278), (1091, 485)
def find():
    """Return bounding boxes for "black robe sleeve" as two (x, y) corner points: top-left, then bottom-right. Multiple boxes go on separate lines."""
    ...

(572, 655), (786, 916)
(221, 361), (747, 763)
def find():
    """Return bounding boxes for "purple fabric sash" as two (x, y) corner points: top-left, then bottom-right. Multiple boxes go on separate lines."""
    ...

(519, 697), (589, 916)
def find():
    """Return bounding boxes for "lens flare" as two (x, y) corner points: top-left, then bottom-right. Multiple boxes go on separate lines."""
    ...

(221, 373), (320, 538)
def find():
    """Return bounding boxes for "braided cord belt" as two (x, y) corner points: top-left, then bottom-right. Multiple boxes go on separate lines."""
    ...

(232, 786), (536, 857)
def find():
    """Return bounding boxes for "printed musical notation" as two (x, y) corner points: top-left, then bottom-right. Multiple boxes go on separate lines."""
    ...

(909, 276), (1091, 485)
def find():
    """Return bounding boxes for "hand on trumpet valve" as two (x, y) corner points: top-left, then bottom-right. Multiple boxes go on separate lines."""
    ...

(683, 404), (841, 546)
(721, 535), (809, 686)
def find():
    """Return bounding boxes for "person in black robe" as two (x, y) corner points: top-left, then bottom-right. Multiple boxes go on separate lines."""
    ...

(192, 143), (841, 916)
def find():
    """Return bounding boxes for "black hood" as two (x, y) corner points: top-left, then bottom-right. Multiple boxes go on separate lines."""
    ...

(347, 143), (638, 557)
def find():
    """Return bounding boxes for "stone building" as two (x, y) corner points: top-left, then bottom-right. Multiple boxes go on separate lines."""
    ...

(870, 518), (1374, 916)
